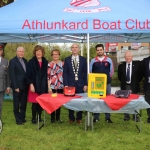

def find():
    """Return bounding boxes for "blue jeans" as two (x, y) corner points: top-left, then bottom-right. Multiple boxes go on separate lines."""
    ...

(94, 83), (111, 120)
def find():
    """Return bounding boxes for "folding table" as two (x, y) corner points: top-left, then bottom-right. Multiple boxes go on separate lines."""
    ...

(36, 93), (150, 132)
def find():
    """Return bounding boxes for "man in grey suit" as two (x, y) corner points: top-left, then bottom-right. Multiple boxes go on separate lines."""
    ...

(0, 45), (10, 118)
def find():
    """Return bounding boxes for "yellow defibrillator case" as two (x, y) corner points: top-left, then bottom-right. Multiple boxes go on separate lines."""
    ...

(88, 73), (107, 98)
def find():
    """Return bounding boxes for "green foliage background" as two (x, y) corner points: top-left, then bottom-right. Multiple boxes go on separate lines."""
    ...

(3, 42), (122, 87)
(4, 43), (72, 62)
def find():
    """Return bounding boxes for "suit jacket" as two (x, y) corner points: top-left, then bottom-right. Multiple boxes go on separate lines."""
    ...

(142, 56), (150, 91)
(63, 55), (87, 88)
(0, 57), (10, 92)
(9, 56), (27, 90)
(118, 61), (143, 93)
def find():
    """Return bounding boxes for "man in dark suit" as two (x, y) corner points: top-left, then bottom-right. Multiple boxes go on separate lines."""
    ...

(142, 55), (150, 123)
(63, 44), (87, 124)
(118, 50), (143, 122)
(0, 45), (10, 118)
(9, 46), (28, 125)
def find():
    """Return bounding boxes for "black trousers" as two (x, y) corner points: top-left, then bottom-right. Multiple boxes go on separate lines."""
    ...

(69, 86), (83, 121)
(145, 84), (150, 118)
(13, 88), (27, 123)
(124, 84), (138, 118)
(51, 89), (63, 121)
(32, 103), (43, 120)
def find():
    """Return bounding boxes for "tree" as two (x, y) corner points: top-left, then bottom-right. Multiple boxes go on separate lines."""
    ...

(0, 0), (15, 52)
(83, 43), (98, 60)
(0, 0), (14, 7)
(4, 43), (37, 60)
(4, 43), (73, 62)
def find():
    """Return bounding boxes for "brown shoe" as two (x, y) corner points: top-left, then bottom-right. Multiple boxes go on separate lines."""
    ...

(69, 120), (74, 123)
(77, 120), (82, 124)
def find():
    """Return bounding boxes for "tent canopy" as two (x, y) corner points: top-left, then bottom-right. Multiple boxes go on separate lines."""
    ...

(0, 0), (150, 43)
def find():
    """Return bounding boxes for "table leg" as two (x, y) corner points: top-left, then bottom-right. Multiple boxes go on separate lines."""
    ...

(91, 113), (93, 131)
(87, 112), (90, 127)
(37, 111), (45, 130)
(85, 112), (87, 131)
(84, 112), (94, 131)
(135, 110), (142, 133)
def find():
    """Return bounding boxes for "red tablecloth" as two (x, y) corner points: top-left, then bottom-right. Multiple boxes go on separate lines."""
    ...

(102, 94), (140, 110)
(36, 94), (140, 114)
(36, 94), (81, 114)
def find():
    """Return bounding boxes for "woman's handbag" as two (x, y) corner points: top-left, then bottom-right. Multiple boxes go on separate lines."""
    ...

(3, 94), (13, 100)
(64, 86), (75, 96)
(115, 90), (131, 98)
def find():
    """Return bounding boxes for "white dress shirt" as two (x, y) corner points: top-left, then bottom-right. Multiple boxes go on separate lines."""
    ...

(72, 55), (79, 62)
(0, 57), (1, 63)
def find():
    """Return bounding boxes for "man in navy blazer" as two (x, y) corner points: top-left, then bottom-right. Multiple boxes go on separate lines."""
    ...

(142, 55), (150, 123)
(9, 46), (28, 125)
(118, 51), (143, 122)
(63, 44), (87, 124)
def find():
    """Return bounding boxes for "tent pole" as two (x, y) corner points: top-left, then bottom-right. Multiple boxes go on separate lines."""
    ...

(87, 33), (90, 129)
(87, 33), (90, 74)
(81, 43), (83, 56)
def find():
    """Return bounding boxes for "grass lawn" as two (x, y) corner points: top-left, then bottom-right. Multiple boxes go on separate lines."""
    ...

(0, 100), (150, 150)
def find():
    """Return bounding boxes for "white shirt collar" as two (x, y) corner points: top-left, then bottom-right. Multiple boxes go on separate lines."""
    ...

(0, 57), (1, 63)
(126, 61), (132, 66)
(72, 55), (79, 60)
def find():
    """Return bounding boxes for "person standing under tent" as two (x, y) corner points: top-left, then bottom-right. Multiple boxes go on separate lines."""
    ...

(90, 44), (114, 123)
(47, 49), (64, 123)
(118, 51), (143, 122)
(26, 45), (48, 124)
(0, 44), (10, 119)
(63, 44), (87, 124)
(142, 54), (150, 123)
(9, 46), (28, 125)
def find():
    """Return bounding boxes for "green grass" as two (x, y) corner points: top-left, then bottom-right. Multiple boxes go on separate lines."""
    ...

(1, 101), (150, 150)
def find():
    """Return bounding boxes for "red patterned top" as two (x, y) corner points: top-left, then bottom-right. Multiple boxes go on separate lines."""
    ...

(47, 61), (64, 90)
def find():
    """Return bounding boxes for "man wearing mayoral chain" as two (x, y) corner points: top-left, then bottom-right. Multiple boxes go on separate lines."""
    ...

(63, 44), (87, 124)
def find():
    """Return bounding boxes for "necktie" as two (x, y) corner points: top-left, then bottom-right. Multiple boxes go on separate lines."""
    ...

(74, 57), (77, 69)
(126, 64), (130, 82)
(20, 58), (26, 72)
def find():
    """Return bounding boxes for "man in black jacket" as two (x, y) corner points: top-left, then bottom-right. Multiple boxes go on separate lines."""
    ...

(63, 44), (87, 124)
(118, 50), (143, 122)
(9, 46), (28, 125)
(142, 55), (150, 123)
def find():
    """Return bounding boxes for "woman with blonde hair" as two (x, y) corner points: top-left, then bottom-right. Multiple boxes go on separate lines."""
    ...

(47, 49), (64, 123)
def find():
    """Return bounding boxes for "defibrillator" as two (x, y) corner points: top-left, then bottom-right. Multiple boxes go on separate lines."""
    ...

(88, 73), (107, 98)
